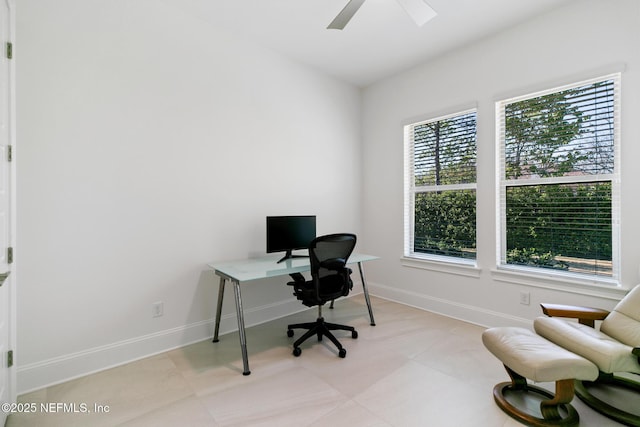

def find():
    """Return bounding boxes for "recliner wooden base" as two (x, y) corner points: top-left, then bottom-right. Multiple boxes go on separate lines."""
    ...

(494, 366), (579, 427)
(574, 374), (640, 427)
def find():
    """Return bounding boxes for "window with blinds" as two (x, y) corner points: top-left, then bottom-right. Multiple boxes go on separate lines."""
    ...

(405, 110), (477, 260)
(497, 75), (620, 279)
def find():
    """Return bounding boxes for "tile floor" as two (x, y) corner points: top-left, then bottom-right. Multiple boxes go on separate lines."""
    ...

(7, 296), (628, 426)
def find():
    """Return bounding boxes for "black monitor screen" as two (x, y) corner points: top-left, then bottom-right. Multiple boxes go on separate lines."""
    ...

(266, 215), (316, 263)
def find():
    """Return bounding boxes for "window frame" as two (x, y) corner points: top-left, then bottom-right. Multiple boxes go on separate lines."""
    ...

(495, 73), (621, 286)
(403, 107), (478, 267)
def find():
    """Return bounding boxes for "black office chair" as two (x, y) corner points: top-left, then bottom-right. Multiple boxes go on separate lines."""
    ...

(286, 233), (358, 358)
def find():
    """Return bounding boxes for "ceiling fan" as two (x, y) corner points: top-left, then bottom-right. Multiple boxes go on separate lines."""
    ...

(327, 0), (437, 30)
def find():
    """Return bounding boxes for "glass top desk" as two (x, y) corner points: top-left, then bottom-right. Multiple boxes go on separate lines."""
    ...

(208, 253), (378, 375)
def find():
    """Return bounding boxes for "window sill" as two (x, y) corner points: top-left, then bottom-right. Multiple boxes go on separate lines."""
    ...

(401, 256), (481, 278)
(491, 266), (628, 300)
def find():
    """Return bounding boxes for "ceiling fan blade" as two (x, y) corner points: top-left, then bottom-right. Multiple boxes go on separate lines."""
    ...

(327, 0), (366, 30)
(395, 0), (437, 26)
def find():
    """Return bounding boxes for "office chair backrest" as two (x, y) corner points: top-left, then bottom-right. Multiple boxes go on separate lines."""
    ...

(309, 233), (357, 302)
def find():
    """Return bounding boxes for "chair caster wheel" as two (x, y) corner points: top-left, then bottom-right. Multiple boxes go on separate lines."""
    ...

(338, 348), (347, 358)
(352, 331), (358, 339)
(293, 347), (301, 357)
(287, 329), (294, 338)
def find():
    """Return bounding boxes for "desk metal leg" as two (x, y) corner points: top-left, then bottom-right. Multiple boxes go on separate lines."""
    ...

(358, 262), (376, 326)
(212, 277), (225, 343)
(232, 279), (251, 376)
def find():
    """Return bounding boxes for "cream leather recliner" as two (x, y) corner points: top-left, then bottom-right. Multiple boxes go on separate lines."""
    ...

(534, 285), (640, 426)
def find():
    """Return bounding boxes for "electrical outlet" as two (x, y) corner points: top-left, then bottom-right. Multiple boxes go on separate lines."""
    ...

(152, 301), (164, 318)
(519, 291), (530, 306)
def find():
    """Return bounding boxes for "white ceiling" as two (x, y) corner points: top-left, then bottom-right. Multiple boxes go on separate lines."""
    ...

(164, 0), (576, 87)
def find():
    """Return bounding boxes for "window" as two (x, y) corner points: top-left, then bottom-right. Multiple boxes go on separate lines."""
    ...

(497, 75), (620, 280)
(404, 110), (477, 261)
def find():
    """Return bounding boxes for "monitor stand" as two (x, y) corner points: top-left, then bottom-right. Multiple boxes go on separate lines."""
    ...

(277, 250), (309, 264)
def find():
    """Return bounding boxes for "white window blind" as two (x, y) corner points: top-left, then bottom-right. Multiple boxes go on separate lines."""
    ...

(497, 74), (620, 280)
(405, 110), (477, 260)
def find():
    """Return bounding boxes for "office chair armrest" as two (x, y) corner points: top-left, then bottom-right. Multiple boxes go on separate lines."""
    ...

(287, 272), (306, 286)
(540, 303), (610, 327)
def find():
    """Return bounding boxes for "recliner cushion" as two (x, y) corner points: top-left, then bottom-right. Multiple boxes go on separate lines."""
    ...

(482, 327), (598, 382)
(601, 285), (640, 347)
(534, 316), (640, 374)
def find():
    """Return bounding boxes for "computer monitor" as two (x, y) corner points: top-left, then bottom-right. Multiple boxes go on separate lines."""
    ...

(266, 215), (316, 263)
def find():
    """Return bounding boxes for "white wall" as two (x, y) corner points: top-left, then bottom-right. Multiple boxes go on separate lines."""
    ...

(16, 0), (362, 392)
(17, 0), (640, 395)
(362, 0), (640, 326)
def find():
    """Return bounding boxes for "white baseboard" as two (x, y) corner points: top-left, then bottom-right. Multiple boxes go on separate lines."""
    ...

(17, 284), (530, 395)
(17, 297), (305, 395)
(367, 282), (532, 329)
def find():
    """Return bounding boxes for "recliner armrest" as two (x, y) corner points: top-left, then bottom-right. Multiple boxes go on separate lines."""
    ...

(540, 303), (610, 328)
